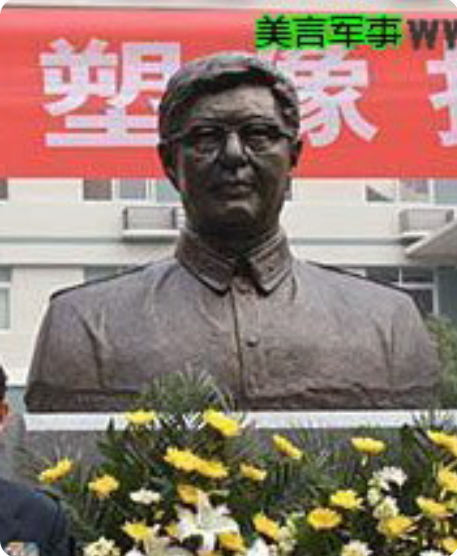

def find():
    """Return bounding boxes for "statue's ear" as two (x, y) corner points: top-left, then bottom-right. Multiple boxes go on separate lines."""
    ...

(290, 138), (303, 168)
(158, 142), (180, 191)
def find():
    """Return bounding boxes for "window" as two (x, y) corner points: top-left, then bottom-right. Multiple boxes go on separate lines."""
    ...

(82, 178), (181, 204)
(360, 266), (436, 315)
(0, 178), (8, 200)
(366, 179), (457, 206)
(117, 178), (148, 201)
(84, 266), (130, 283)
(434, 179), (457, 205)
(399, 179), (430, 203)
(155, 179), (180, 203)
(0, 268), (11, 330)
(366, 180), (432, 204)
(400, 268), (435, 314)
(365, 266), (399, 283)
(407, 289), (435, 315)
(401, 267), (434, 284)
(365, 182), (396, 203)
(83, 179), (112, 200)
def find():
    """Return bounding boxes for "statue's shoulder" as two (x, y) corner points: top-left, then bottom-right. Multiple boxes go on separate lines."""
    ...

(297, 260), (412, 307)
(50, 258), (176, 302)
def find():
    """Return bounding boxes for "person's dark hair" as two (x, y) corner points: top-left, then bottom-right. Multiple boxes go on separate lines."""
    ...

(159, 52), (300, 141)
(0, 365), (7, 401)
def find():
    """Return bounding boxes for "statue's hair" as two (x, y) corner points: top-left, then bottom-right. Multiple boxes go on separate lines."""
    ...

(159, 52), (300, 140)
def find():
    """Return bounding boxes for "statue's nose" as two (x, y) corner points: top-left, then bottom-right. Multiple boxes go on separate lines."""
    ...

(219, 131), (248, 167)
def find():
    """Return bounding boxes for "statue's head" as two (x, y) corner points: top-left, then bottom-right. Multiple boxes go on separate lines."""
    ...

(158, 52), (302, 245)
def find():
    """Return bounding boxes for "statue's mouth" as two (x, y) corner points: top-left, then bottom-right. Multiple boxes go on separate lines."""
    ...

(215, 180), (256, 197)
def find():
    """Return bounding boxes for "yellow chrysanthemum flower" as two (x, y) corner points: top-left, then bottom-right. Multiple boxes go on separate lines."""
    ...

(427, 430), (457, 457)
(272, 434), (303, 460)
(88, 474), (120, 499)
(377, 515), (415, 539)
(195, 458), (229, 480)
(306, 508), (342, 531)
(330, 489), (363, 511)
(445, 440), (457, 458)
(218, 532), (246, 552)
(240, 463), (267, 482)
(124, 409), (157, 427)
(437, 467), (457, 493)
(38, 458), (74, 484)
(441, 536), (457, 554)
(203, 409), (241, 437)
(177, 484), (204, 505)
(351, 437), (386, 456)
(253, 513), (281, 541)
(164, 448), (228, 479)
(165, 522), (178, 538)
(122, 521), (152, 543)
(416, 496), (450, 520)
(164, 448), (201, 472)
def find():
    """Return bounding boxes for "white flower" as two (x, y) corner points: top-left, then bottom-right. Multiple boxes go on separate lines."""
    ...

(124, 549), (145, 556)
(130, 488), (161, 505)
(143, 534), (192, 556)
(367, 488), (382, 507)
(277, 525), (296, 554)
(373, 496), (399, 520)
(176, 496), (239, 552)
(84, 538), (121, 556)
(341, 540), (372, 556)
(371, 467), (407, 491)
(419, 551), (446, 556)
(246, 538), (272, 556)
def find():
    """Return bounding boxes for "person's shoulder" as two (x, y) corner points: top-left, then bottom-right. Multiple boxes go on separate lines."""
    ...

(50, 258), (176, 305)
(0, 478), (59, 517)
(297, 260), (414, 308)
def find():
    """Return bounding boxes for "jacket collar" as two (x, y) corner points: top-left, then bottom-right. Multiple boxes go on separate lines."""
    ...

(175, 228), (293, 295)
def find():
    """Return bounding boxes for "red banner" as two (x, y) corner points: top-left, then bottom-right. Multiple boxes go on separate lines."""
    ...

(0, 9), (456, 177)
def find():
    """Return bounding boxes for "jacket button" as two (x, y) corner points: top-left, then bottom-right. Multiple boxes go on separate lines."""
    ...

(246, 335), (259, 347)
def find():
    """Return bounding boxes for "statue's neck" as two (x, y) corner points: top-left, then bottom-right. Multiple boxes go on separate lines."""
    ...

(190, 225), (280, 258)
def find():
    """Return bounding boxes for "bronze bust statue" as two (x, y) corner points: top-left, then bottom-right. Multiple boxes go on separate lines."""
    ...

(25, 53), (440, 412)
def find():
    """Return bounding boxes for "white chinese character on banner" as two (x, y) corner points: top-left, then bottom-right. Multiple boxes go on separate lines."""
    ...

(259, 48), (378, 147)
(428, 48), (457, 147)
(40, 39), (180, 147)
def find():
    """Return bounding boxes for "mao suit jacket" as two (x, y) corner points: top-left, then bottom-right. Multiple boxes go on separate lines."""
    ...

(25, 230), (440, 412)
(0, 478), (73, 556)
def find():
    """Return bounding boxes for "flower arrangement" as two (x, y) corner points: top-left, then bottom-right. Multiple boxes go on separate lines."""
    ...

(36, 374), (457, 556)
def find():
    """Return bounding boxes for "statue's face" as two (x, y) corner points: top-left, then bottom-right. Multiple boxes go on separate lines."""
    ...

(162, 84), (301, 241)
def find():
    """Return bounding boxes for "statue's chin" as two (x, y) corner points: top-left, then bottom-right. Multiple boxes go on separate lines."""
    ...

(202, 218), (271, 248)
(187, 199), (277, 244)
